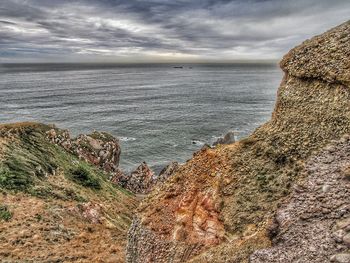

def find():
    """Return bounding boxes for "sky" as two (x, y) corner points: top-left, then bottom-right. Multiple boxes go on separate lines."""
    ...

(0, 0), (349, 63)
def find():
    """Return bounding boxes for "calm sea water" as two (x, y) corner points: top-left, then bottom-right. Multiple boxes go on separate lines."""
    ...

(0, 63), (282, 172)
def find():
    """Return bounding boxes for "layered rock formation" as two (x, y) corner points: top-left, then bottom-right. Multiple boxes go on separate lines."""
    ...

(127, 21), (350, 263)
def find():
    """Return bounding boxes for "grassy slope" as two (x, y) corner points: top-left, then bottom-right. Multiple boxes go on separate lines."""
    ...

(0, 122), (138, 262)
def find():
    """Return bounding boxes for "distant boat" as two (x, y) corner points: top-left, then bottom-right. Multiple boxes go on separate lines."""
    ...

(173, 66), (183, 68)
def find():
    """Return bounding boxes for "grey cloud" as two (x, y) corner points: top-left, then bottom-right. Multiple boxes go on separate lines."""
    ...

(0, 0), (349, 62)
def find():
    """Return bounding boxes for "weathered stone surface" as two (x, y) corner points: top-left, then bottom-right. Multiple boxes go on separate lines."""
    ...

(158, 162), (179, 183)
(111, 162), (179, 194)
(250, 136), (350, 262)
(173, 189), (224, 244)
(330, 254), (350, 263)
(67, 202), (104, 224)
(281, 20), (350, 85)
(343, 233), (350, 248)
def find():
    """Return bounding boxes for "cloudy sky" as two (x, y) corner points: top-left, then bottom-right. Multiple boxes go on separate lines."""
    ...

(0, 0), (349, 63)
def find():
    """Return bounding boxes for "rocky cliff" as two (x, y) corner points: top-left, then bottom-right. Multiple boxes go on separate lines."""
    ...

(46, 128), (121, 174)
(46, 127), (162, 195)
(126, 21), (350, 263)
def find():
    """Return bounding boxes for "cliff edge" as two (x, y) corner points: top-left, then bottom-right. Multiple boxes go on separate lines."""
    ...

(126, 21), (350, 263)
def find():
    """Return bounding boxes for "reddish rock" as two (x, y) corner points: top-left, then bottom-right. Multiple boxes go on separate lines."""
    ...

(115, 162), (155, 194)
(173, 190), (224, 244)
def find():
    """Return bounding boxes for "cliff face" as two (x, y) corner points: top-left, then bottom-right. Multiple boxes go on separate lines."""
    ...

(127, 21), (350, 263)
(0, 123), (138, 262)
(250, 135), (350, 262)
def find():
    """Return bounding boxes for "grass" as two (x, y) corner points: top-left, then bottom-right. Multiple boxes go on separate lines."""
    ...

(0, 166), (34, 191)
(0, 205), (12, 221)
(0, 123), (107, 198)
(0, 122), (139, 263)
(0, 122), (137, 232)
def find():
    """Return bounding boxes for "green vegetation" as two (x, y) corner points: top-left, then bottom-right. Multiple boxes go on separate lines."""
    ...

(0, 123), (115, 200)
(34, 213), (42, 222)
(0, 125), (58, 191)
(0, 205), (12, 221)
(69, 164), (101, 189)
(89, 131), (116, 142)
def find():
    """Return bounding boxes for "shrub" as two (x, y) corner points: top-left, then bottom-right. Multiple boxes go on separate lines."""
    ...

(0, 166), (33, 191)
(0, 205), (12, 221)
(69, 165), (101, 189)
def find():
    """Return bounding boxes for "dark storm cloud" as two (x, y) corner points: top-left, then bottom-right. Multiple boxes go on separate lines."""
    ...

(0, 0), (349, 62)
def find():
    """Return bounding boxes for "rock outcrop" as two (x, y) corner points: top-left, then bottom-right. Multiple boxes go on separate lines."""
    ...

(112, 162), (155, 194)
(112, 162), (179, 194)
(46, 128), (121, 174)
(213, 131), (235, 146)
(46, 128), (172, 195)
(126, 21), (350, 263)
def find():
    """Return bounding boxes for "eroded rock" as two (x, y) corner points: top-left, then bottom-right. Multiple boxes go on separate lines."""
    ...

(68, 202), (103, 224)
(173, 190), (224, 244)
(112, 162), (155, 194)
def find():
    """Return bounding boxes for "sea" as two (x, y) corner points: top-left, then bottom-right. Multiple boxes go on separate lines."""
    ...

(0, 63), (282, 173)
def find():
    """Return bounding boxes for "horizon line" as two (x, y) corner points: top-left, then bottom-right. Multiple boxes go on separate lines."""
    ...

(0, 59), (279, 65)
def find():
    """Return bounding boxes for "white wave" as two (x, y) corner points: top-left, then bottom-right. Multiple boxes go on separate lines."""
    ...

(119, 136), (136, 142)
(191, 140), (205, 146)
